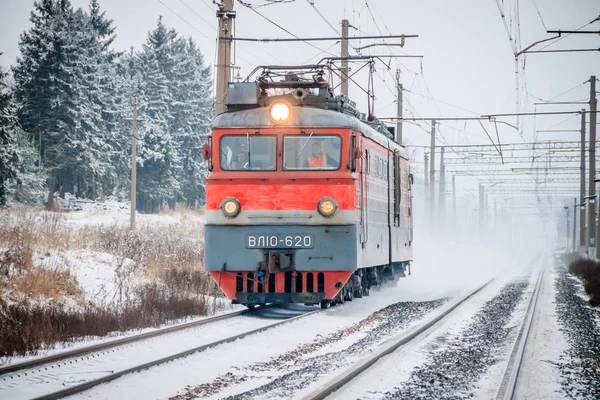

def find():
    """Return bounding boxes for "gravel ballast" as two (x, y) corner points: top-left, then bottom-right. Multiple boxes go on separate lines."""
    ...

(554, 264), (600, 399)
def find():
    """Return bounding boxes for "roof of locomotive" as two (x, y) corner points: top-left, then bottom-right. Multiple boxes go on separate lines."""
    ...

(212, 105), (409, 159)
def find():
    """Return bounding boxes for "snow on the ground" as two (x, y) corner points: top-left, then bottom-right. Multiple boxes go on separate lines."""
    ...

(62, 197), (204, 227)
(63, 250), (136, 305)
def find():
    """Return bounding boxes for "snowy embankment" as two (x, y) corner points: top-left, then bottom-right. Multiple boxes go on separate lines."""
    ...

(0, 198), (237, 361)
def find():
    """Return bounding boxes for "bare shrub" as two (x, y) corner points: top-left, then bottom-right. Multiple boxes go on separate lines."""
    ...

(0, 283), (208, 357)
(568, 257), (600, 307)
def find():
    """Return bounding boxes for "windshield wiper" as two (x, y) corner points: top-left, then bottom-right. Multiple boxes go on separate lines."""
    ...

(296, 130), (314, 161)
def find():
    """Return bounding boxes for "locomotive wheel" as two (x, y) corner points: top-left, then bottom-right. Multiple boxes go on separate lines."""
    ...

(354, 288), (363, 298)
(320, 300), (330, 309)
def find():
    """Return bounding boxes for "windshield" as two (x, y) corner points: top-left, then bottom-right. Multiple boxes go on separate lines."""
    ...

(220, 135), (276, 171)
(283, 135), (342, 170)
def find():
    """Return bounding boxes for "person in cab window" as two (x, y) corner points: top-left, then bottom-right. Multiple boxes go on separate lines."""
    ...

(232, 145), (249, 169)
(305, 142), (327, 168)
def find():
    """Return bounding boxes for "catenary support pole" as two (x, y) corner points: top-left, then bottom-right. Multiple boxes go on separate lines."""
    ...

(580, 109), (587, 254)
(573, 197), (577, 253)
(479, 184), (484, 236)
(396, 69), (403, 145)
(215, 0), (234, 116)
(430, 120), (436, 217)
(341, 19), (349, 97)
(439, 146), (445, 222)
(588, 76), (597, 258)
(452, 174), (456, 222)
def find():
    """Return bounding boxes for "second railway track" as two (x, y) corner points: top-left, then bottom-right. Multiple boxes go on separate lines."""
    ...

(302, 278), (495, 400)
(0, 304), (320, 400)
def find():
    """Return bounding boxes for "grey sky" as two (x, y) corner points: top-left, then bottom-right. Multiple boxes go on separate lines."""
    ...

(0, 0), (598, 234)
(1, 1), (597, 144)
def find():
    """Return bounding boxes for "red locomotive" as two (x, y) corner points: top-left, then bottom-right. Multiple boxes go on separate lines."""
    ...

(203, 65), (413, 308)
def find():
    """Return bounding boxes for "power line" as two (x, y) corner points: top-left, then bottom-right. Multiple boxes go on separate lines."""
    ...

(531, 0), (548, 30)
(237, 1), (338, 57)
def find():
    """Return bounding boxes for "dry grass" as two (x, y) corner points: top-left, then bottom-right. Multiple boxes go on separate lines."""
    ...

(9, 267), (82, 300)
(568, 257), (600, 307)
(0, 205), (214, 357)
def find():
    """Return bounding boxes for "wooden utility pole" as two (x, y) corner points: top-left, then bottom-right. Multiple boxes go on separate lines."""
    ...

(215, 0), (235, 116)
(130, 103), (137, 230)
(588, 76), (597, 258)
(396, 69), (403, 145)
(424, 153), (429, 210)
(341, 19), (349, 97)
(429, 120), (436, 215)
(580, 109), (587, 254)
(438, 146), (445, 221)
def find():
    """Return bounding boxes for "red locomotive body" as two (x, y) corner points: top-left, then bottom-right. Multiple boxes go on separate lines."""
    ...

(204, 72), (413, 308)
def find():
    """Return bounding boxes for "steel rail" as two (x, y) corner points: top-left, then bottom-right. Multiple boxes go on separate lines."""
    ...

(30, 307), (321, 400)
(497, 267), (545, 400)
(0, 308), (254, 376)
(302, 279), (493, 400)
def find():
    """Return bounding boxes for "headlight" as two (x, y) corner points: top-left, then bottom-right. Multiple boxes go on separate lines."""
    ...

(221, 197), (241, 218)
(270, 102), (290, 122)
(318, 197), (338, 218)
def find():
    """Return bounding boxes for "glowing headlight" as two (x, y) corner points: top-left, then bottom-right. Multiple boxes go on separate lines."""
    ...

(318, 197), (338, 218)
(221, 197), (241, 218)
(270, 102), (290, 122)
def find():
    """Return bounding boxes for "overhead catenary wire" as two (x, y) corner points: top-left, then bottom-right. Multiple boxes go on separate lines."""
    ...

(236, 1), (338, 57)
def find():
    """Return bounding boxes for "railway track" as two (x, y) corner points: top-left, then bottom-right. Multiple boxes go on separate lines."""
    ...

(302, 278), (494, 400)
(496, 266), (545, 400)
(0, 304), (320, 400)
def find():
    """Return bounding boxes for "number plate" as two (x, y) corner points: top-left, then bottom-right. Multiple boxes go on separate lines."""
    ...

(245, 234), (314, 249)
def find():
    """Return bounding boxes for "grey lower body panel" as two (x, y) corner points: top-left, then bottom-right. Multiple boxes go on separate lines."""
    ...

(204, 224), (358, 272)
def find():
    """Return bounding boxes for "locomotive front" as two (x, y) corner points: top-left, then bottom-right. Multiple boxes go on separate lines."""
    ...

(204, 82), (361, 309)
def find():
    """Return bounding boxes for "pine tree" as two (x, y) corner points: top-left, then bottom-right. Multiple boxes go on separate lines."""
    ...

(135, 18), (182, 212)
(12, 0), (122, 203)
(170, 38), (212, 207)
(13, 0), (84, 205)
(0, 65), (19, 205)
(0, 64), (46, 205)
